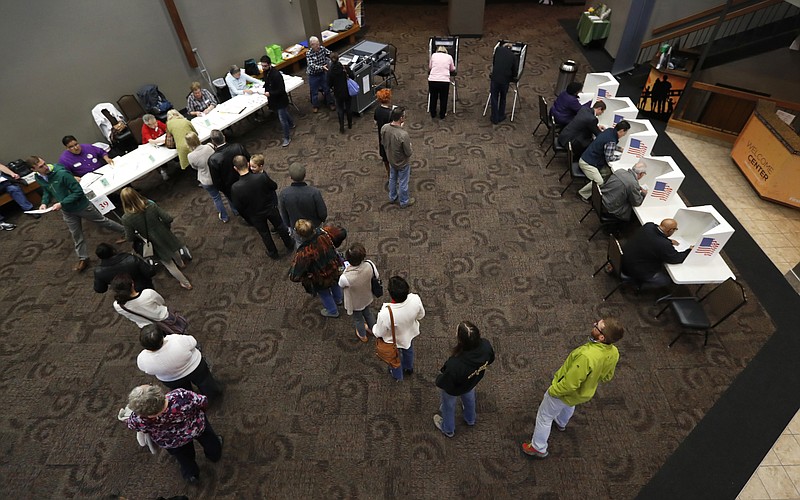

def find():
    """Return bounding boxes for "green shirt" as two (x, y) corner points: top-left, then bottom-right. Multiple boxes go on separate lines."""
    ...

(35, 164), (90, 213)
(548, 340), (619, 406)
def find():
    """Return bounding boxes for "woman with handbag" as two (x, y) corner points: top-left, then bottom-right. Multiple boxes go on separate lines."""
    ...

(289, 219), (346, 318)
(165, 109), (196, 170)
(433, 321), (495, 438)
(328, 52), (355, 134)
(338, 243), (379, 342)
(120, 187), (192, 290)
(373, 276), (425, 381)
(112, 275), (187, 334)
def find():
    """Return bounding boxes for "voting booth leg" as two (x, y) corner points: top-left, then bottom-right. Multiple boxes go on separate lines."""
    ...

(451, 80), (457, 114)
(510, 83), (519, 122)
(482, 92), (491, 117)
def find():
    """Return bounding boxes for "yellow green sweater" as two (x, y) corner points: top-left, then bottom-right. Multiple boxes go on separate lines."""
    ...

(548, 340), (619, 406)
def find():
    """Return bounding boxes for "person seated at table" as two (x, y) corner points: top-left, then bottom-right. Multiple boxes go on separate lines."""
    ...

(141, 114), (171, 181)
(601, 161), (647, 222)
(186, 81), (217, 117)
(550, 81), (585, 127)
(620, 218), (693, 289)
(557, 100), (606, 158)
(578, 120), (630, 202)
(0, 162), (35, 217)
(225, 65), (262, 97)
(58, 135), (114, 180)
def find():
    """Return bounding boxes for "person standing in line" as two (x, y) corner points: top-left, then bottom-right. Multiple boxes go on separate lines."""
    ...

(29, 156), (125, 272)
(380, 107), (415, 208)
(489, 43), (518, 124)
(373, 89), (393, 183)
(207, 129), (250, 207)
(186, 132), (236, 223)
(93, 242), (157, 294)
(123, 385), (223, 484)
(522, 317), (624, 458)
(112, 274), (173, 328)
(338, 242), (378, 342)
(260, 55), (295, 147)
(306, 36), (336, 113)
(278, 163), (328, 246)
(433, 321), (495, 438)
(289, 220), (346, 318)
(372, 276), (425, 381)
(328, 52), (355, 134)
(165, 109), (197, 171)
(428, 46), (455, 120)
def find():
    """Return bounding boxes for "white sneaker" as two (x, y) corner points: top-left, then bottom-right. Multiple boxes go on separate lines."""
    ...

(160, 168), (169, 181)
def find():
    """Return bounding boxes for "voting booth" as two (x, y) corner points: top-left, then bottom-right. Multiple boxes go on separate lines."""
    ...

(618, 118), (658, 163)
(596, 96), (639, 128)
(428, 36), (459, 114)
(482, 40), (528, 121)
(673, 206), (734, 264)
(578, 72), (619, 104)
(340, 40), (391, 113)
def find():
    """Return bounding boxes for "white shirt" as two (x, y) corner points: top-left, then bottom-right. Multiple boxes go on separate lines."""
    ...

(137, 335), (202, 382)
(114, 289), (169, 328)
(372, 293), (425, 349)
(225, 72), (263, 96)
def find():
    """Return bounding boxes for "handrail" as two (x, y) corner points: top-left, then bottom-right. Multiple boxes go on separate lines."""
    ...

(651, 0), (752, 36)
(641, 0), (785, 49)
(691, 82), (800, 111)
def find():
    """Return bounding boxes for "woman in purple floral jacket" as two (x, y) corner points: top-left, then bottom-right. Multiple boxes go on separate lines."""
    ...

(125, 385), (222, 484)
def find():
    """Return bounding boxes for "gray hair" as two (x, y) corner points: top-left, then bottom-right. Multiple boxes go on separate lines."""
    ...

(309, 36), (319, 44)
(210, 129), (226, 146)
(127, 384), (165, 417)
(142, 114), (156, 124)
(229, 64), (240, 74)
(632, 161), (647, 176)
(166, 109), (182, 121)
(289, 163), (306, 182)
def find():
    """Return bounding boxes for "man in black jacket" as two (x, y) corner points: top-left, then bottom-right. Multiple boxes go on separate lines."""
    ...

(278, 163), (328, 246)
(558, 100), (606, 158)
(621, 218), (693, 288)
(93, 243), (157, 293)
(489, 43), (518, 124)
(261, 55), (294, 147)
(208, 130), (249, 203)
(230, 156), (293, 259)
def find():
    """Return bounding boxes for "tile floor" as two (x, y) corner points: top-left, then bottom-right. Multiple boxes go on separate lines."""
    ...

(667, 128), (800, 500)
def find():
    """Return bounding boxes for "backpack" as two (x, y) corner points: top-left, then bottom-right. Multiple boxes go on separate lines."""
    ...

(137, 84), (173, 115)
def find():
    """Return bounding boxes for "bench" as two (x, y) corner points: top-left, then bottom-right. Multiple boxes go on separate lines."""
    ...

(274, 23), (361, 74)
(0, 181), (42, 208)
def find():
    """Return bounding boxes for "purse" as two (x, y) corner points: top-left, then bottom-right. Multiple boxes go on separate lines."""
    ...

(347, 77), (360, 97)
(137, 211), (154, 258)
(163, 131), (176, 149)
(118, 303), (189, 335)
(366, 260), (383, 298)
(375, 306), (401, 368)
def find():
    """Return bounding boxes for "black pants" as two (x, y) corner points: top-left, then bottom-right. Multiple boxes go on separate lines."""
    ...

(163, 358), (222, 400)
(335, 95), (352, 130)
(251, 206), (292, 256)
(428, 81), (450, 118)
(166, 416), (222, 480)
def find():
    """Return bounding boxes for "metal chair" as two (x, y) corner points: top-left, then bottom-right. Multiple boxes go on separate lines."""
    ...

(532, 95), (552, 143)
(579, 182), (625, 241)
(559, 142), (587, 197)
(656, 277), (746, 347)
(117, 94), (145, 122)
(592, 236), (639, 301)
(377, 44), (399, 88)
(544, 116), (567, 166)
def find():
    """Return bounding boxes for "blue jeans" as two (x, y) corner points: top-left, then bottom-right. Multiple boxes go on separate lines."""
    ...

(308, 72), (333, 108)
(490, 80), (509, 123)
(0, 182), (33, 211)
(352, 306), (376, 338)
(277, 106), (294, 140)
(389, 344), (415, 380)
(388, 163), (410, 206)
(317, 284), (343, 315)
(201, 184), (237, 221)
(439, 388), (477, 436)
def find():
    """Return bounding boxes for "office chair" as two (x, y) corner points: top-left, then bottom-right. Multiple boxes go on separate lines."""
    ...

(579, 182), (624, 241)
(592, 236), (640, 301)
(532, 95), (551, 139)
(544, 116), (567, 165)
(656, 277), (746, 347)
(117, 95), (146, 122)
(377, 44), (399, 88)
(100, 108), (137, 154)
(559, 142), (587, 197)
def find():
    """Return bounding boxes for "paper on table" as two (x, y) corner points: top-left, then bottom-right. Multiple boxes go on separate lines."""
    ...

(152, 135), (166, 146)
(672, 236), (690, 252)
(25, 206), (57, 215)
(361, 75), (369, 94)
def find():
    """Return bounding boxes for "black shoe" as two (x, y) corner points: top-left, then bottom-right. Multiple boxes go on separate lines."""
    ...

(267, 252), (280, 260)
(339, 125), (345, 134)
(186, 475), (199, 484)
(404, 369), (414, 376)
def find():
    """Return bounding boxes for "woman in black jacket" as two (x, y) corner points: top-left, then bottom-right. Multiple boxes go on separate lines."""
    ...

(328, 52), (355, 134)
(434, 321), (495, 437)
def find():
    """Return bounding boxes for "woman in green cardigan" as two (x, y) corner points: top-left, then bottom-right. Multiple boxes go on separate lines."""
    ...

(165, 109), (197, 170)
(120, 187), (192, 290)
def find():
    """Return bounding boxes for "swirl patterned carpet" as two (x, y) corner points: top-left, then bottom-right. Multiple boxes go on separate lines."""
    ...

(0, 3), (777, 499)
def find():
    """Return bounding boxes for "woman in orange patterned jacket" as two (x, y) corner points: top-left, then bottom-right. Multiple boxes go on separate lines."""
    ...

(289, 219), (347, 318)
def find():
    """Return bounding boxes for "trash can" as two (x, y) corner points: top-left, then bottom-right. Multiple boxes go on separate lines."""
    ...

(213, 78), (231, 103)
(555, 60), (578, 96)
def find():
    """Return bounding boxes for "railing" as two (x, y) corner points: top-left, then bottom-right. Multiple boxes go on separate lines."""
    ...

(669, 82), (800, 141)
(637, 0), (799, 65)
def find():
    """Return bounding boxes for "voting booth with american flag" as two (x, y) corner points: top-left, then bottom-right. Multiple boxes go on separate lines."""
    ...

(596, 96), (639, 128)
(672, 206), (734, 265)
(612, 155), (685, 209)
(617, 118), (658, 164)
(578, 72), (619, 105)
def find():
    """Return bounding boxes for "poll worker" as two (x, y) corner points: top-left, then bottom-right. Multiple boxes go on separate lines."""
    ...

(260, 55), (295, 147)
(550, 81), (584, 127)
(428, 46), (456, 120)
(601, 161), (647, 222)
(58, 135), (114, 179)
(225, 64), (262, 97)
(0, 162), (35, 216)
(186, 81), (217, 117)
(557, 101), (606, 158)
(620, 218), (693, 288)
(141, 114), (170, 181)
(577, 120), (630, 202)
(29, 156), (125, 272)
(522, 317), (624, 458)
(489, 43), (518, 125)
(305, 36), (335, 113)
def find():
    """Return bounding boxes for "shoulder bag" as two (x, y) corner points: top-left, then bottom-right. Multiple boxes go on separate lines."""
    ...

(163, 131), (176, 149)
(117, 302), (189, 335)
(136, 211), (155, 259)
(375, 306), (401, 368)
(347, 77), (360, 97)
(366, 260), (383, 298)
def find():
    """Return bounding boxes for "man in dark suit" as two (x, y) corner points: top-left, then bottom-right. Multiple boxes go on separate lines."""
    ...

(93, 243), (157, 293)
(208, 130), (249, 203)
(489, 43), (518, 124)
(230, 155), (293, 259)
(621, 218), (693, 288)
(558, 101), (606, 158)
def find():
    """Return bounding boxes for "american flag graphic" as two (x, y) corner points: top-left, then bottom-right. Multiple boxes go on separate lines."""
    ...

(628, 138), (648, 158)
(695, 237), (720, 256)
(597, 88), (608, 100)
(651, 180), (673, 201)
(614, 114), (623, 124)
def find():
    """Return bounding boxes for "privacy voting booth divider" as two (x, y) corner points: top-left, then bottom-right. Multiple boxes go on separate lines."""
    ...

(596, 96), (639, 128)
(673, 205), (735, 264)
(618, 118), (658, 164)
(578, 72), (619, 104)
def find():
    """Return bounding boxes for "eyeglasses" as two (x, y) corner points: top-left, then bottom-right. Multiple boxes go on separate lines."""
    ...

(593, 322), (604, 334)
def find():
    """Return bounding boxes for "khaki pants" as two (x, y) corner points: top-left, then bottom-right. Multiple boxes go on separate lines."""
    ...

(577, 158), (612, 200)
